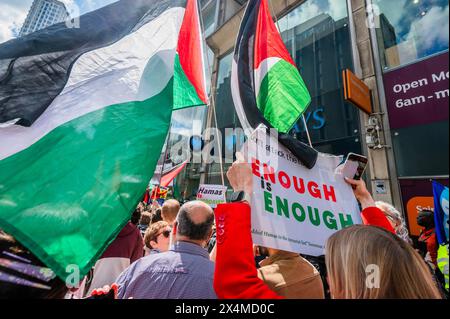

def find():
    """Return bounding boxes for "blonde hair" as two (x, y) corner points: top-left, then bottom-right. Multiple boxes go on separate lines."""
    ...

(326, 225), (442, 299)
(161, 199), (180, 224)
(375, 201), (412, 244)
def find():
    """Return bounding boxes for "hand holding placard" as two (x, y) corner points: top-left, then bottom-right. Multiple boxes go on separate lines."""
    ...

(226, 154), (253, 195)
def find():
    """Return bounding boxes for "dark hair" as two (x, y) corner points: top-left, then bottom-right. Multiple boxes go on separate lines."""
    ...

(131, 208), (141, 225)
(0, 231), (68, 299)
(417, 209), (435, 229)
(177, 203), (214, 241)
(151, 208), (163, 224)
(139, 212), (152, 226)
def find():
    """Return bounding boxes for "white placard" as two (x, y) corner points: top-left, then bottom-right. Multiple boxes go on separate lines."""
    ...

(197, 184), (228, 208)
(243, 126), (362, 256)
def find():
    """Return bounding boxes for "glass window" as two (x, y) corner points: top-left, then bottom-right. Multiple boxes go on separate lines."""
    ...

(373, 0), (449, 70)
(206, 52), (241, 186)
(202, 0), (217, 37)
(219, 0), (245, 26)
(204, 46), (214, 95)
(392, 121), (449, 177)
(215, 52), (239, 132)
(166, 106), (208, 200)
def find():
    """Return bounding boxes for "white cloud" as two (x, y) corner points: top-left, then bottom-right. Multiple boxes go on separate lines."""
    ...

(373, 0), (407, 32)
(281, 1), (321, 31)
(406, 5), (449, 53)
(279, 0), (349, 33)
(0, 1), (32, 43)
(0, 0), (117, 44)
(59, 0), (76, 6)
(328, 0), (348, 22)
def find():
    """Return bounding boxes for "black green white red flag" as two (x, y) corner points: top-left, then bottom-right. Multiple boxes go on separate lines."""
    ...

(232, 0), (317, 168)
(0, 0), (207, 281)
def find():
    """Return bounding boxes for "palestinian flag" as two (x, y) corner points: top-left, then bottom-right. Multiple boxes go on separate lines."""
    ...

(0, 0), (207, 281)
(174, 0), (209, 109)
(232, 0), (317, 168)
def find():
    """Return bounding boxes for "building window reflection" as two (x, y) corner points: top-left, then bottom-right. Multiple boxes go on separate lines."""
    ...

(373, 0), (449, 71)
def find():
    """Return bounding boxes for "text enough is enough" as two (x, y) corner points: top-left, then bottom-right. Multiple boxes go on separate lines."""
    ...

(263, 191), (355, 231)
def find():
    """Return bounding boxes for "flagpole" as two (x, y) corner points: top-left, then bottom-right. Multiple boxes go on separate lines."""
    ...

(158, 120), (172, 188)
(212, 99), (225, 187)
(198, 0), (226, 187)
(302, 115), (313, 147)
(269, 0), (314, 148)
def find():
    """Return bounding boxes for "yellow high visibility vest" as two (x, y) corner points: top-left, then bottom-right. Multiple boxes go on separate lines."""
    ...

(438, 244), (449, 291)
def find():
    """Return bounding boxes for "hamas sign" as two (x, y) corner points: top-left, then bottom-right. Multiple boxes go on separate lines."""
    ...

(197, 184), (227, 208)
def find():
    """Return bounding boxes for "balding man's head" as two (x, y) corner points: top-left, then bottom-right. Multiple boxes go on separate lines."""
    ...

(161, 199), (180, 225)
(176, 201), (214, 241)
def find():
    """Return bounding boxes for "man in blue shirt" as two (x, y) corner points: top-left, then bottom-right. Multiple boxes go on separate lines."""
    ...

(116, 201), (216, 299)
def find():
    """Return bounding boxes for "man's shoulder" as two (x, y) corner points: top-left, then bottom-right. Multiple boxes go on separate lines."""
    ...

(142, 250), (178, 263)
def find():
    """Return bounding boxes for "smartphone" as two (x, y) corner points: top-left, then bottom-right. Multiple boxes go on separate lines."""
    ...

(342, 153), (368, 180)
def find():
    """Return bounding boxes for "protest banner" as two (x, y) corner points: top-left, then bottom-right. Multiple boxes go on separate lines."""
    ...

(197, 184), (228, 208)
(242, 126), (362, 256)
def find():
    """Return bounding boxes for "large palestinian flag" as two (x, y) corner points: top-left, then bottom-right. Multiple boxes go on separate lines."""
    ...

(0, 0), (207, 281)
(232, 0), (317, 168)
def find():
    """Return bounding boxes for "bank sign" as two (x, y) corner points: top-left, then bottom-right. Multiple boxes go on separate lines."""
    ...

(383, 52), (449, 129)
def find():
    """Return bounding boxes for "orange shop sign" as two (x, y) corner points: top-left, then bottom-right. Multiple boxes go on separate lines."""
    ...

(406, 196), (434, 237)
(343, 69), (373, 114)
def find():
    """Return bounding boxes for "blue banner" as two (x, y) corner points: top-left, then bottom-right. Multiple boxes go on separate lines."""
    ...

(433, 181), (449, 244)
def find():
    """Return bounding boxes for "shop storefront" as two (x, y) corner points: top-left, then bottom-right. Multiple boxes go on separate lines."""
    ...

(373, 0), (449, 235)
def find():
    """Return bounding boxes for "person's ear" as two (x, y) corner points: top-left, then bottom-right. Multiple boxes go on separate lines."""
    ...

(150, 240), (158, 249)
(207, 228), (214, 242)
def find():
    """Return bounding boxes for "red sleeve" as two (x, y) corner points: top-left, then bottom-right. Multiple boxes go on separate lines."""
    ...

(361, 207), (396, 234)
(214, 202), (282, 299)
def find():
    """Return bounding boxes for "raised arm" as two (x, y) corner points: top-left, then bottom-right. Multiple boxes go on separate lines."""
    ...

(345, 177), (395, 234)
(214, 202), (282, 299)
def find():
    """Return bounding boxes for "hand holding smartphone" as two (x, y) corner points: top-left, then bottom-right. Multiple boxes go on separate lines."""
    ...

(341, 153), (368, 180)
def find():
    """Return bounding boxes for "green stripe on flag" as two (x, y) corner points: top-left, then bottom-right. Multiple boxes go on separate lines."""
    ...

(0, 80), (174, 281)
(173, 54), (205, 110)
(256, 60), (311, 133)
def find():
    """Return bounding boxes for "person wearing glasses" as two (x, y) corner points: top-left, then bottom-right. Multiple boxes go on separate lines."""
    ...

(375, 201), (413, 244)
(144, 221), (171, 255)
(116, 201), (216, 299)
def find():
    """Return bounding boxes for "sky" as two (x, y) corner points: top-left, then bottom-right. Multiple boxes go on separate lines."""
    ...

(278, 0), (348, 33)
(374, 0), (449, 59)
(0, 0), (117, 44)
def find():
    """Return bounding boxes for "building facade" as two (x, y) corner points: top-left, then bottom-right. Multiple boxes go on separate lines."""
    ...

(19, 0), (69, 37)
(169, 0), (449, 236)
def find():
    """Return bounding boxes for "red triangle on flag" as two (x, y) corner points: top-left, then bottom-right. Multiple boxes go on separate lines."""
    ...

(160, 160), (188, 187)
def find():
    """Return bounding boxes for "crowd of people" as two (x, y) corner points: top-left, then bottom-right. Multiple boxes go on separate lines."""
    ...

(0, 160), (448, 300)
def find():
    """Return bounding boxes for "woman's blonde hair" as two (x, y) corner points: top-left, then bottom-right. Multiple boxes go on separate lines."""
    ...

(376, 201), (412, 244)
(325, 225), (442, 299)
